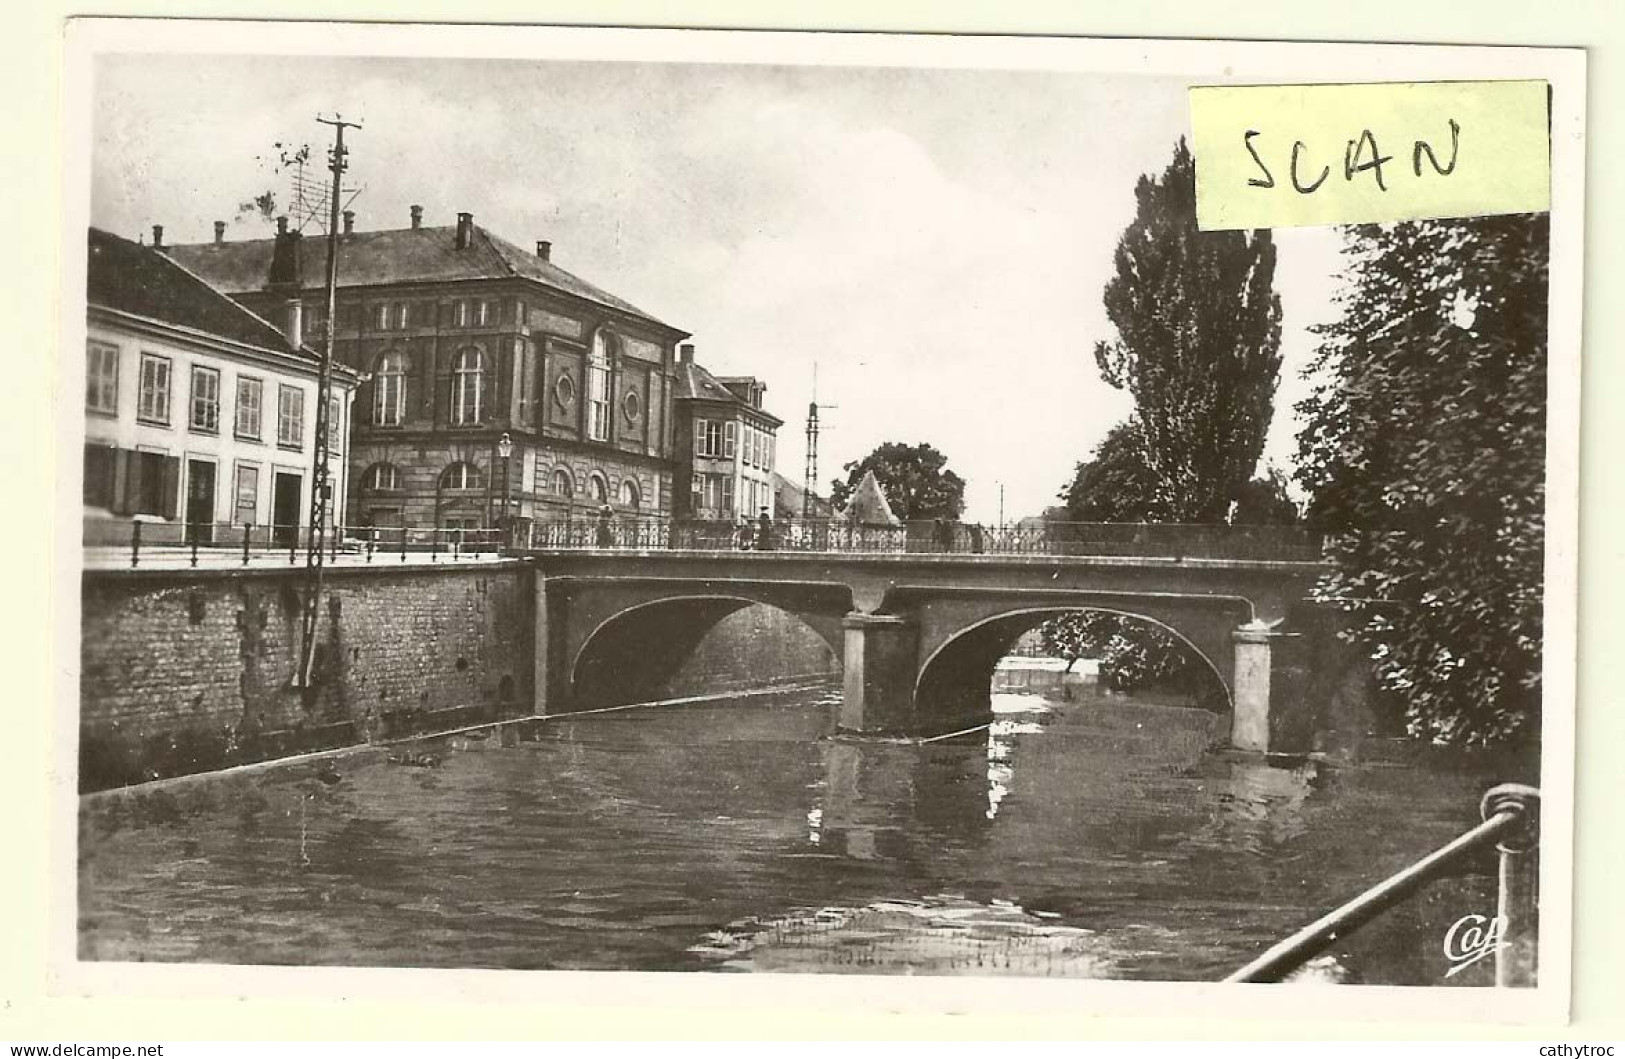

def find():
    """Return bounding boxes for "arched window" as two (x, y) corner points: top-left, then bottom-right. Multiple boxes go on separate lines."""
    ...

(587, 473), (608, 503)
(587, 331), (613, 441)
(620, 479), (640, 509)
(551, 468), (574, 498)
(440, 461), (486, 491)
(453, 347), (484, 425)
(362, 462), (400, 491)
(373, 350), (406, 426)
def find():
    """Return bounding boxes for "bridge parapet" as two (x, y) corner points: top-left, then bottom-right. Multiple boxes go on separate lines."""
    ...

(525, 514), (1324, 563)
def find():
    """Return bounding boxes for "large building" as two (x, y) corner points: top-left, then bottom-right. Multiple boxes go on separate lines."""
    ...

(84, 226), (358, 545)
(171, 208), (690, 537)
(672, 344), (783, 520)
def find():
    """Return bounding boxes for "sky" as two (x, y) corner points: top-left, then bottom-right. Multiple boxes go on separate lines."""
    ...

(91, 54), (1346, 523)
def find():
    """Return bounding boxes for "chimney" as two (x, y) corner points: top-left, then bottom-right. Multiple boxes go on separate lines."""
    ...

(409, 204), (423, 229)
(455, 212), (474, 250)
(281, 298), (303, 351)
(213, 221), (226, 244)
(342, 210), (355, 235)
(150, 224), (164, 251)
(266, 225), (304, 294)
(678, 343), (695, 365)
(536, 240), (552, 262)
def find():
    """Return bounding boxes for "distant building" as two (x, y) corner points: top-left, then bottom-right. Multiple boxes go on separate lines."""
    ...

(672, 344), (783, 520)
(171, 208), (690, 534)
(84, 226), (358, 543)
(772, 471), (833, 520)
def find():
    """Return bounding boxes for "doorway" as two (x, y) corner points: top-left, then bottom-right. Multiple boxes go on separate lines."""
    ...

(272, 471), (302, 548)
(185, 459), (216, 545)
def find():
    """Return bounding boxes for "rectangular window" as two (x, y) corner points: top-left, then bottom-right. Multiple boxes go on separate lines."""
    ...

(394, 302), (409, 330)
(766, 432), (774, 472)
(476, 300), (491, 327)
(587, 359), (612, 441)
(236, 377), (263, 439)
(722, 474), (735, 515)
(328, 395), (344, 452)
(83, 444), (117, 509)
(137, 354), (171, 424)
(454, 301), (469, 328)
(696, 419), (730, 458)
(724, 420), (737, 459)
(189, 365), (221, 434)
(277, 384), (305, 448)
(86, 341), (119, 415)
(234, 463), (259, 524)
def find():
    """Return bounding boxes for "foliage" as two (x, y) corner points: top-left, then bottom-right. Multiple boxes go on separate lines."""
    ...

(1092, 139), (1284, 521)
(1057, 420), (1160, 521)
(1294, 214), (1548, 748)
(829, 442), (966, 521)
(1232, 467), (1301, 525)
(1038, 611), (1220, 705)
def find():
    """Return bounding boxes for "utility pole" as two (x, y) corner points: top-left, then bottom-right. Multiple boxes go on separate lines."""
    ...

(296, 113), (361, 688)
(802, 363), (837, 519)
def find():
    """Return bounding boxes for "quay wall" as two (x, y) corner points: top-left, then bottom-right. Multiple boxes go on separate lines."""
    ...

(79, 562), (534, 791)
(79, 564), (840, 792)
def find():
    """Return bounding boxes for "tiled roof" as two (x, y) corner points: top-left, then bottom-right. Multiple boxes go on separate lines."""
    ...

(674, 360), (747, 404)
(674, 361), (784, 426)
(87, 227), (312, 359)
(169, 223), (678, 331)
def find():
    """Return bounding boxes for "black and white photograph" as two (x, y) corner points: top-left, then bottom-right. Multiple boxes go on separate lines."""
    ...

(56, 20), (1582, 1022)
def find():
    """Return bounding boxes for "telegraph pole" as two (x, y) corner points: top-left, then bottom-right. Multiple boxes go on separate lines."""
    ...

(297, 113), (361, 688)
(802, 364), (837, 520)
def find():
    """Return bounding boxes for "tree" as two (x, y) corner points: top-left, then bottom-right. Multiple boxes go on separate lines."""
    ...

(1058, 420), (1159, 521)
(829, 442), (966, 521)
(1092, 139), (1284, 521)
(1232, 467), (1300, 526)
(1295, 213), (1548, 748)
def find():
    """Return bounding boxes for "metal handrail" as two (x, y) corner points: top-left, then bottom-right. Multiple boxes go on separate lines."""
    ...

(1226, 782), (1540, 985)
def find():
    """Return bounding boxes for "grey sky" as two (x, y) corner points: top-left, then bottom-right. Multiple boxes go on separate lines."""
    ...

(91, 54), (1343, 522)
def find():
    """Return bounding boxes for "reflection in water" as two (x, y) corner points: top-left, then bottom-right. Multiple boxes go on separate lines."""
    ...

(79, 682), (1508, 983)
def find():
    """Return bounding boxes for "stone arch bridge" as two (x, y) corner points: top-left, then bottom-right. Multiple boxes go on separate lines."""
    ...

(525, 547), (1329, 753)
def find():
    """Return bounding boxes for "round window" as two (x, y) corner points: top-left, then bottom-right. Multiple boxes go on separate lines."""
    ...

(553, 373), (576, 408)
(623, 389), (642, 423)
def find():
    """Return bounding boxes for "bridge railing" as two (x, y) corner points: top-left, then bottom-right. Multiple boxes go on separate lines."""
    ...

(520, 514), (1325, 561)
(83, 515), (507, 568)
(1226, 783), (1540, 985)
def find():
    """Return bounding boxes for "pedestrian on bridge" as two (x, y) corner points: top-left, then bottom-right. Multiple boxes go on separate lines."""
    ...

(595, 504), (615, 549)
(756, 507), (775, 551)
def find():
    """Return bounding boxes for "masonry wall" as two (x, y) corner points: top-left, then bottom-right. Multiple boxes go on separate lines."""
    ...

(663, 603), (841, 698)
(79, 563), (534, 791)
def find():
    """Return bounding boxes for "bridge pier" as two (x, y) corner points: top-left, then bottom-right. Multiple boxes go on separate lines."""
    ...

(1231, 622), (1306, 754)
(838, 612), (918, 734)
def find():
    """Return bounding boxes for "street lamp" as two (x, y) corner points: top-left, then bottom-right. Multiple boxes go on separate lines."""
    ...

(497, 432), (513, 551)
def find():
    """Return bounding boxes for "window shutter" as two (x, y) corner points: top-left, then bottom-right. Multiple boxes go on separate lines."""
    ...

(112, 448), (133, 515)
(694, 421), (705, 456)
(724, 421), (737, 458)
(160, 455), (182, 519)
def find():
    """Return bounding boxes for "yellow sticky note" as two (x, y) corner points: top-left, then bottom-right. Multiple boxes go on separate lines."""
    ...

(1189, 80), (1550, 231)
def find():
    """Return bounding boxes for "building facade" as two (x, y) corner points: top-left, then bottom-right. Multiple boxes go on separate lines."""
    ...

(673, 344), (783, 520)
(171, 208), (690, 536)
(84, 226), (357, 544)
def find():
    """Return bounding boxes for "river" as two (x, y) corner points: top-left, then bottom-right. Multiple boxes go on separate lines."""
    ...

(78, 678), (1515, 984)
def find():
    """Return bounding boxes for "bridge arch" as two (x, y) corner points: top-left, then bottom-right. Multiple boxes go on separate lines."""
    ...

(909, 600), (1240, 733)
(567, 594), (844, 712)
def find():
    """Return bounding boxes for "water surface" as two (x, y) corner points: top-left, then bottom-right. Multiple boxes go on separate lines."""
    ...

(79, 684), (1507, 983)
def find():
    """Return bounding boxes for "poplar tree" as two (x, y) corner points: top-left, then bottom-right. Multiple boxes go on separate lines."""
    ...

(1093, 139), (1284, 521)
